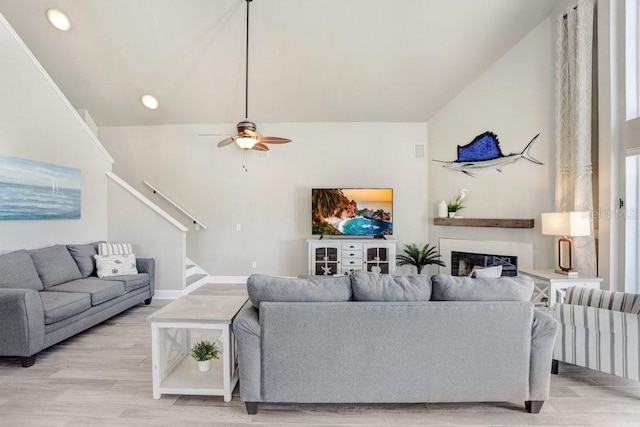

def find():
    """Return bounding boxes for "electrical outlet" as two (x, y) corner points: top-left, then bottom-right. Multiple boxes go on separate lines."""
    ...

(252, 261), (257, 269)
(236, 224), (241, 231)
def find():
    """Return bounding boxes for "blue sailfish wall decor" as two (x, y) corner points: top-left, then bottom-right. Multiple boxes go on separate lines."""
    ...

(434, 131), (543, 176)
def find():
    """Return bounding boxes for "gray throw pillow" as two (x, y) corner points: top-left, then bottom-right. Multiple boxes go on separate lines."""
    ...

(0, 249), (44, 290)
(430, 273), (534, 301)
(247, 274), (352, 307)
(67, 242), (100, 278)
(351, 271), (432, 301)
(30, 245), (83, 288)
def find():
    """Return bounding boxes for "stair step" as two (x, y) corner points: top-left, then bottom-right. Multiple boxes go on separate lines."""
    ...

(186, 264), (195, 270)
(186, 273), (207, 286)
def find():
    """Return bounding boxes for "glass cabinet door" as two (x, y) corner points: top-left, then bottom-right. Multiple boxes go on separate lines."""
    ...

(365, 247), (389, 274)
(315, 247), (339, 275)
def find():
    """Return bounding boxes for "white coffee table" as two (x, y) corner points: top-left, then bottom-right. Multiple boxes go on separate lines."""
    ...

(147, 295), (248, 401)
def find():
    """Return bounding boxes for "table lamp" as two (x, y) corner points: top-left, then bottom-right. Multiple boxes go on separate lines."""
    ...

(541, 211), (591, 276)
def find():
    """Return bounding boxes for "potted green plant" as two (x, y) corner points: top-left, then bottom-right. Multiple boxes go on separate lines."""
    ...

(447, 189), (467, 218)
(396, 243), (445, 274)
(190, 340), (219, 372)
(447, 201), (464, 218)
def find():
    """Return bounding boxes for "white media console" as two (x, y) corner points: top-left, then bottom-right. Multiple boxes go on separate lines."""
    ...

(307, 238), (397, 276)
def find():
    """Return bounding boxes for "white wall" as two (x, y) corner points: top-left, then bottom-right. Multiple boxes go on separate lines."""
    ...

(106, 174), (187, 293)
(427, 16), (555, 272)
(99, 122), (428, 277)
(0, 14), (111, 252)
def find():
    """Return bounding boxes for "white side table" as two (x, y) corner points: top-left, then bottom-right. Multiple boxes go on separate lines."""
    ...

(518, 269), (603, 308)
(147, 295), (248, 401)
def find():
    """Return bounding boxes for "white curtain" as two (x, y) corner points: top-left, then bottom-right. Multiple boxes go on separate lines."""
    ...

(555, 0), (597, 277)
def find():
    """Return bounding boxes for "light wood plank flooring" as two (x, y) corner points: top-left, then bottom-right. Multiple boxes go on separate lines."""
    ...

(1, 284), (639, 426)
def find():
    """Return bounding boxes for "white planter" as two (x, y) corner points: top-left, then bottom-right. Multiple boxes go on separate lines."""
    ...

(448, 212), (456, 218)
(198, 360), (211, 372)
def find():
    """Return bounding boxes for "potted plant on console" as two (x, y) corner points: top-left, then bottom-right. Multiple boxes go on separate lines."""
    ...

(447, 201), (464, 218)
(396, 243), (445, 274)
(190, 340), (219, 372)
(447, 188), (467, 218)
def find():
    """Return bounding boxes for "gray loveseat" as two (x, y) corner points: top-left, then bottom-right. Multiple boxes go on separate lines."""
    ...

(234, 272), (558, 414)
(0, 243), (155, 367)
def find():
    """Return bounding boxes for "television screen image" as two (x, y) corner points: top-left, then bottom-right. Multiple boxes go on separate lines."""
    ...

(311, 188), (393, 236)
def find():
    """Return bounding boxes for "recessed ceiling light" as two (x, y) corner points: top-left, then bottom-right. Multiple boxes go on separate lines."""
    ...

(141, 94), (159, 110)
(46, 9), (71, 32)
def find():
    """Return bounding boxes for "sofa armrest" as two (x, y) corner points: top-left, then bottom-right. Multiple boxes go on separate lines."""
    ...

(233, 302), (261, 402)
(529, 309), (559, 400)
(0, 289), (45, 357)
(552, 302), (640, 381)
(136, 258), (155, 297)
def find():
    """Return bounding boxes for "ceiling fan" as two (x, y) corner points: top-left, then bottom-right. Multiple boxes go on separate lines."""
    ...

(215, 0), (291, 152)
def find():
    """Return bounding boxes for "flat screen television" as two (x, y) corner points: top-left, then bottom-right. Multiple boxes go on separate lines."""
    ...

(311, 188), (393, 236)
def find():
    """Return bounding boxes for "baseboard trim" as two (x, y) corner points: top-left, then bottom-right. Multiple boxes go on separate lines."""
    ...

(153, 290), (185, 300)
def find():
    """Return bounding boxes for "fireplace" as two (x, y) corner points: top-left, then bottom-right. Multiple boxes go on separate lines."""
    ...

(439, 239), (534, 276)
(451, 251), (517, 276)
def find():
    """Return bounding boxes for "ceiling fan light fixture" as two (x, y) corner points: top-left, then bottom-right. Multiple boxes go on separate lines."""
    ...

(140, 94), (159, 110)
(215, 0), (291, 155)
(46, 9), (71, 32)
(236, 136), (257, 150)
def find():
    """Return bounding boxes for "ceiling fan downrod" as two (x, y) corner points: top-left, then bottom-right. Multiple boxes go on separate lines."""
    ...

(244, 0), (252, 120)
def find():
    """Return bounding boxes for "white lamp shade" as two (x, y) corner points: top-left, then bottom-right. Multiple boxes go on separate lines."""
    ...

(541, 211), (591, 237)
(236, 137), (256, 149)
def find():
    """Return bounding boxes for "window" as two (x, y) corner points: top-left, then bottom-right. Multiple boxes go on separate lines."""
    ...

(625, 153), (640, 292)
(626, 0), (640, 120)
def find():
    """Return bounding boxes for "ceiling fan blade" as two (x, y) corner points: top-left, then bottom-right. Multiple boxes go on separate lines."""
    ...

(244, 129), (259, 138)
(258, 136), (292, 144)
(252, 142), (270, 151)
(216, 136), (236, 147)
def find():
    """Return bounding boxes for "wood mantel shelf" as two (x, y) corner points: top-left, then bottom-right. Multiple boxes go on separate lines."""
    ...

(433, 217), (534, 229)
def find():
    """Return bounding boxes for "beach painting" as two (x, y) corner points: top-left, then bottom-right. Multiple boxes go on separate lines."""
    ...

(0, 154), (81, 220)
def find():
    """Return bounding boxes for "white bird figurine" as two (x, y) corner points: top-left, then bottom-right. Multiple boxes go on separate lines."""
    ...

(455, 189), (467, 205)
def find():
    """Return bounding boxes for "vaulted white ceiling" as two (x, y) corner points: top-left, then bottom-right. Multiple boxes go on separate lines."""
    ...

(0, 0), (558, 127)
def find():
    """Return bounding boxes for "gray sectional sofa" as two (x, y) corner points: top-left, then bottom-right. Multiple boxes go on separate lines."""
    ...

(234, 272), (559, 414)
(0, 243), (155, 367)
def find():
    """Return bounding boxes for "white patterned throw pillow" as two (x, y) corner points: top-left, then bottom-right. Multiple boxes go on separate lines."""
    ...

(469, 265), (503, 278)
(94, 254), (138, 278)
(98, 242), (133, 255)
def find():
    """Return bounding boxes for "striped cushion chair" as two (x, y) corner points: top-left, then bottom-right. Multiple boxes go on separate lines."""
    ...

(551, 286), (640, 381)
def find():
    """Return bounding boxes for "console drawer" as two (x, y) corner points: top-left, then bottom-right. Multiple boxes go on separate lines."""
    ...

(342, 258), (363, 268)
(342, 250), (363, 259)
(342, 243), (363, 251)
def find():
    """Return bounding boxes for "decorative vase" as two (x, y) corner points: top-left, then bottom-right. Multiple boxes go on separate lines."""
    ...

(448, 212), (456, 218)
(198, 360), (211, 372)
(438, 201), (448, 218)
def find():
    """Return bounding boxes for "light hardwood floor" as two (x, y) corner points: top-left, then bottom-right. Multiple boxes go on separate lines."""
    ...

(1, 284), (640, 426)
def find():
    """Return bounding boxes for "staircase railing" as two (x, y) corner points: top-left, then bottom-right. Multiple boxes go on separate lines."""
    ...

(144, 180), (207, 230)
(106, 172), (187, 294)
